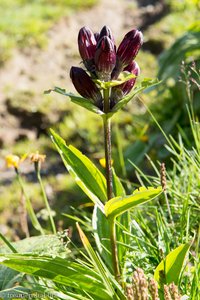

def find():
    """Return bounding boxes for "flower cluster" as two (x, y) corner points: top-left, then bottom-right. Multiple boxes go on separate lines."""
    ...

(70, 25), (143, 112)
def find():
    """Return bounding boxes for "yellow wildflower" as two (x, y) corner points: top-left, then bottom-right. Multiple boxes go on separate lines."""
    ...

(99, 157), (113, 168)
(6, 155), (20, 168)
(29, 151), (46, 164)
(6, 154), (27, 169)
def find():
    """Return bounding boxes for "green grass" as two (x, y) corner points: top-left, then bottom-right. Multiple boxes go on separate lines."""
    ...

(145, 1), (200, 51)
(125, 107), (200, 298)
(0, 0), (97, 65)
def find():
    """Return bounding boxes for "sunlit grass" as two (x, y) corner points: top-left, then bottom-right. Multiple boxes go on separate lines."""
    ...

(0, 0), (97, 64)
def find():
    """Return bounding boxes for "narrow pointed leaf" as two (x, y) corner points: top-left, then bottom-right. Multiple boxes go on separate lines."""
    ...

(94, 72), (136, 89)
(0, 235), (68, 255)
(50, 129), (106, 212)
(105, 186), (162, 219)
(76, 223), (126, 300)
(154, 243), (191, 287)
(112, 168), (125, 197)
(158, 31), (200, 80)
(92, 205), (112, 270)
(112, 78), (159, 113)
(0, 235), (70, 295)
(0, 254), (110, 300)
(92, 170), (126, 270)
(45, 87), (103, 115)
(112, 169), (130, 262)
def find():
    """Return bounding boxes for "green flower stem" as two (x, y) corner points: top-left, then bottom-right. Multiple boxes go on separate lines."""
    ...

(103, 88), (110, 114)
(19, 187), (30, 238)
(36, 165), (56, 234)
(15, 168), (44, 235)
(110, 219), (121, 282)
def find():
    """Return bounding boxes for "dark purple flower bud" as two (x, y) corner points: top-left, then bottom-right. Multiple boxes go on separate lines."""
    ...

(95, 36), (116, 81)
(110, 61), (140, 107)
(78, 27), (97, 72)
(121, 61), (140, 95)
(94, 32), (100, 42)
(116, 29), (143, 68)
(70, 66), (102, 106)
(99, 25), (115, 44)
(78, 26), (96, 60)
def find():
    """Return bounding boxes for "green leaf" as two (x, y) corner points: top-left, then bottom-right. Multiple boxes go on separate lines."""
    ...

(116, 211), (131, 264)
(92, 169), (126, 270)
(0, 267), (22, 291)
(112, 78), (160, 113)
(112, 168), (126, 197)
(0, 286), (32, 300)
(76, 223), (126, 300)
(0, 235), (69, 297)
(50, 129), (106, 211)
(112, 169), (130, 263)
(94, 72), (136, 89)
(45, 78), (159, 118)
(0, 235), (69, 257)
(0, 254), (111, 300)
(92, 205), (112, 271)
(158, 31), (200, 80)
(154, 243), (191, 287)
(45, 87), (104, 115)
(0, 233), (17, 253)
(104, 186), (162, 219)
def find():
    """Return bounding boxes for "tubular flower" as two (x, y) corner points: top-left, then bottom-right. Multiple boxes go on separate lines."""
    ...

(121, 61), (140, 95)
(112, 29), (143, 78)
(78, 26), (97, 72)
(111, 61), (140, 105)
(71, 25), (143, 112)
(94, 32), (100, 42)
(95, 36), (116, 81)
(99, 25), (115, 44)
(70, 66), (102, 106)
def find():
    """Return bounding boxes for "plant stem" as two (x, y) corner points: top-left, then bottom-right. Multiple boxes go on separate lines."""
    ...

(36, 169), (56, 234)
(110, 219), (121, 282)
(15, 168), (44, 235)
(103, 88), (113, 200)
(164, 190), (174, 226)
(103, 117), (113, 200)
(103, 89), (120, 282)
(19, 191), (30, 238)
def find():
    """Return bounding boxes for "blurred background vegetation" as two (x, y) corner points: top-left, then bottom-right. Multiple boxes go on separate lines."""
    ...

(0, 0), (97, 64)
(0, 0), (199, 238)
